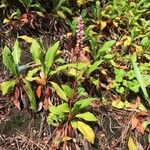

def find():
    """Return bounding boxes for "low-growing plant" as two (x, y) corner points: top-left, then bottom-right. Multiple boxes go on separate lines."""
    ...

(0, 39), (37, 110)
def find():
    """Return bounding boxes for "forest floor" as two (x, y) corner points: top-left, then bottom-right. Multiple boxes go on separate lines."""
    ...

(0, 4), (150, 149)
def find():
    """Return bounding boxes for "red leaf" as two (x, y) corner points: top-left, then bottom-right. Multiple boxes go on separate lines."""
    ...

(36, 85), (42, 98)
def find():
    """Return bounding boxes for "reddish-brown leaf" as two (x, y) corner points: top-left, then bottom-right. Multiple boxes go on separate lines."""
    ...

(43, 98), (49, 110)
(45, 86), (51, 98)
(35, 77), (46, 86)
(137, 111), (149, 117)
(136, 123), (145, 134)
(12, 97), (21, 110)
(73, 47), (80, 56)
(15, 87), (20, 100)
(36, 85), (42, 98)
(131, 117), (139, 130)
(91, 100), (101, 108)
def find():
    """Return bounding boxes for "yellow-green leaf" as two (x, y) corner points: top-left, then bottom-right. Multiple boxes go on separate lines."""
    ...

(71, 120), (78, 129)
(51, 82), (68, 101)
(0, 80), (16, 95)
(12, 40), (21, 66)
(30, 40), (43, 64)
(128, 137), (138, 150)
(112, 99), (125, 109)
(19, 35), (34, 43)
(77, 121), (95, 144)
(124, 36), (132, 46)
(75, 112), (97, 122)
(100, 20), (107, 30)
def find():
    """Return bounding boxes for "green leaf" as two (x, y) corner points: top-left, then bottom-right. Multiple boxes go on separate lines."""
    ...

(87, 60), (103, 76)
(132, 53), (150, 104)
(128, 137), (138, 150)
(141, 37), (149, 47)
(26, 67), (41, 81)
(50, 63), (87, 76)
(49, 103), (69, 114)
(23, 79), (36, 111)
(30, 40), (43, 64)
(75, 112), (97, 122)
(45, 41), (59, 76)
(148, 134), (150, 144)
(51, 82), (68, 101)
(12, 40), (21, 66)
(3, 46), (18, 76)
(62, 84), (73, 98)
(95, 40), (116, 60)
(0, 80), (16, 95)
(77, 121), (95, 144)
(72, 98), (95, 113)
(142, 121), (150, 130)
(19, 0), (32, 8)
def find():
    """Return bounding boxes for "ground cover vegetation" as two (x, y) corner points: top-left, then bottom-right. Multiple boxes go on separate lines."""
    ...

(0, 0), (150, 149)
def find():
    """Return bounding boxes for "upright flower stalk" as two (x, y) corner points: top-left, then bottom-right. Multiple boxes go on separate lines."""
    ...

(76, 15), (84, 51)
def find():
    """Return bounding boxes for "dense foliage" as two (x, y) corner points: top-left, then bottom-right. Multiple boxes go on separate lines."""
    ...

(0, 0), (150, 149)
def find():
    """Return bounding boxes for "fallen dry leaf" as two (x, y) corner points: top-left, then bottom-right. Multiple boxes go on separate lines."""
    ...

(137, 111), (149, 117)
(136, 123), (145, 134)
(131, 117), (139, 130)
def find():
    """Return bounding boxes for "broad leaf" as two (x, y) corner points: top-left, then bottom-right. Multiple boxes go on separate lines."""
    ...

(75, 112), (97, 122)
(77, 121), (95, 144)
(12, 40), (21, 66)
(51, 82), (68, 101)
(72, 98), (95, 113)
(49, 103), (69, 114)
(45, 41), (59, 76)
(1, 80), (16, 95)
(128, 137), (138, 150)
(30, 40), (43, 64)
(26, 67), (41, 81)
(50, 63), (87, 76)
(23, 79), (36, 111)
(62, 84), (73, 98)
(3, 46), (18, 76)
(95, 40), (116, 60)
(132, 53), (150, 104)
